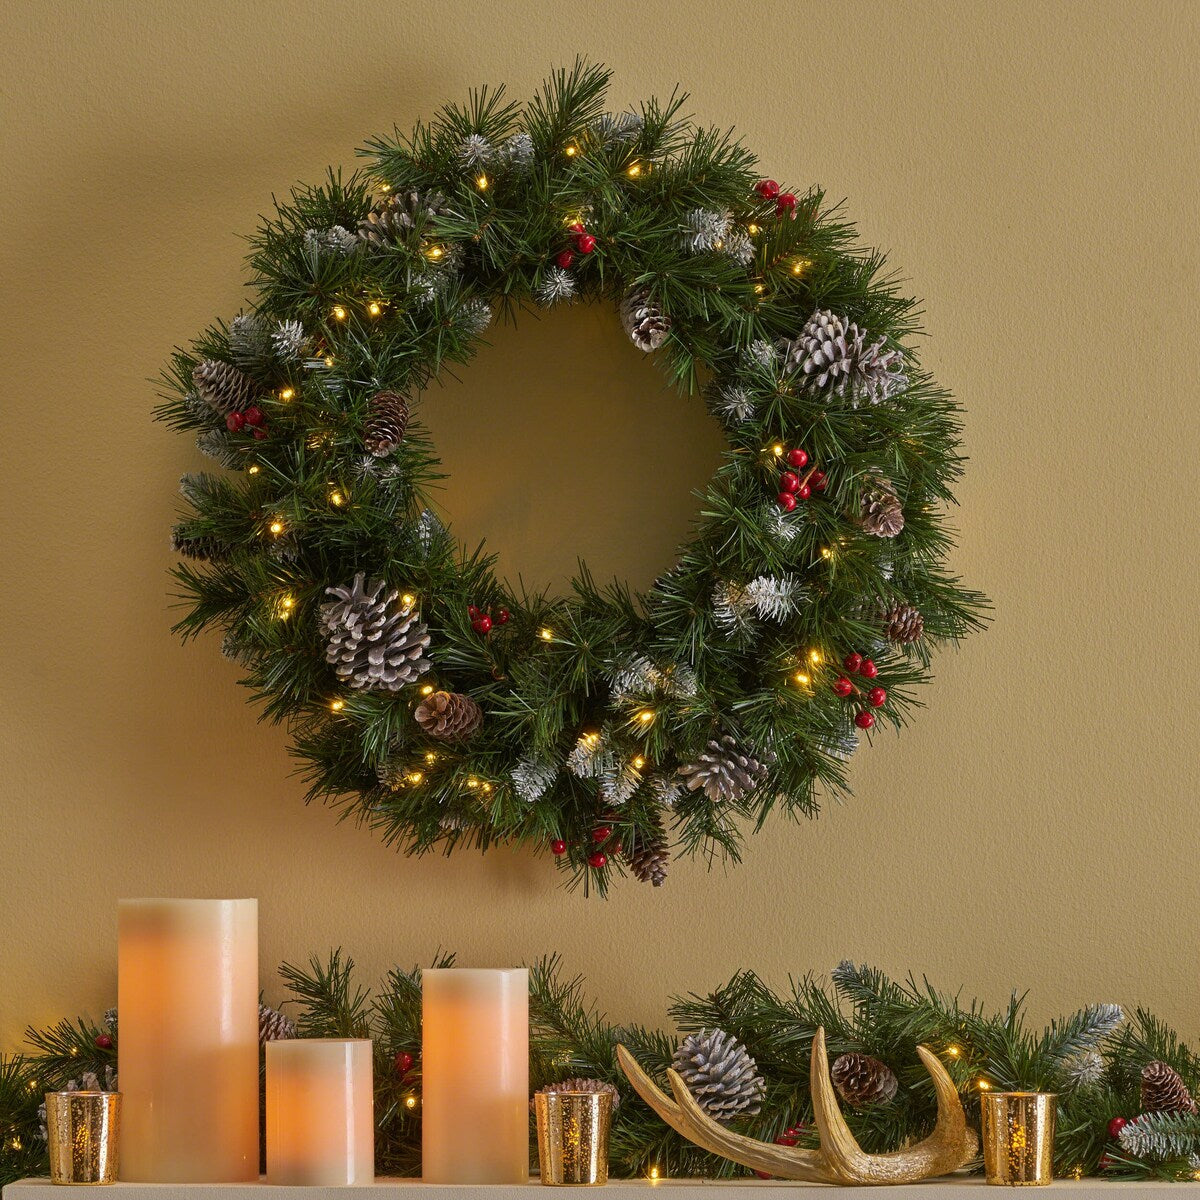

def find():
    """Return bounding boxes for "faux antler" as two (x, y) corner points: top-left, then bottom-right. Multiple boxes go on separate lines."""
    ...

(616, 1027), (978, 1186)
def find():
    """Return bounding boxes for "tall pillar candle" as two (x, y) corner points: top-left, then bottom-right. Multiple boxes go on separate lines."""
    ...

(422, 967), (528, 1183)
(118, 899), (259, 1182)
(266, 1039), (374, 1185)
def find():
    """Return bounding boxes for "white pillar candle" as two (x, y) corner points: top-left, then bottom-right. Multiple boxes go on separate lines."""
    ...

(421, 967), (528, 1183)
(266, 1039), (374, 1185)
(118, 899), (258, 1182)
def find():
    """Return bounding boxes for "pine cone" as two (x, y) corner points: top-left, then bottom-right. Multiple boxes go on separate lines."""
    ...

(319, 573), (431, 691)
(1141, 1061), (1197, 1114)
(672, 1029), (766, 1122)
(778, 309), (907, 407)
(677, 735), (769, 803)
(532, 1078), (621, 1112)
(831, 1053), (899, 1107)
(882, 602), (924, 644)
(170, 528), (229, 561)
(192, 358), (259, 416)
(258, 1004), (296, 1043)
(619, 288), (671, 352)
(358, 190), (446, 245)
(623, 821), (670, 887)
(858, 472), (905, 538)
(415, 690), (483, 741)
(363, 390), (410, 456)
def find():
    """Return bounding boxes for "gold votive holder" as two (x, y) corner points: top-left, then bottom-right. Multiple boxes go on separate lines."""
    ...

(980, 1091), (1056, 1185)
(535, 1091), (613, 1186)
(45, 1091), (121, 1185)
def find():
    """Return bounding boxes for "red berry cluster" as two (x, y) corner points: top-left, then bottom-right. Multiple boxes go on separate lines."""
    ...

(774, 446), (827, 511)
(832, 653), (885, 730)
(225, 405), (268, 440)
(754, 179), (798, 219)
(394, 1050), (415, 1079)
(551, 823), (620, 869)
(754, 1124), (808, 1177)
(556, 222), (598, 268)
(468, 604), (509, 635)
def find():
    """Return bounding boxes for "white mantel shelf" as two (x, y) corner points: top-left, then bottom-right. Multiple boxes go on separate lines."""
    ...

(6, 1182), (1200, 1199)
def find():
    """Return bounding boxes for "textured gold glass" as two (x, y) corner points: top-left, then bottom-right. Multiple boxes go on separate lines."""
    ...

(535, 1091), (612, 1186)
(45, 1092), (121, 1185)
(980, 1091), (1056, 1185)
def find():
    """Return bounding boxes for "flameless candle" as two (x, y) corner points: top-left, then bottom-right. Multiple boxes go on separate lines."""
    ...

(118, 899), (258, 1182)
(421, 967), (529, 1183)
(266, 1039), (374, 1185)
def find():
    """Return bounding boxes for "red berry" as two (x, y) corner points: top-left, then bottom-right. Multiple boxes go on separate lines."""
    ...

(550, 839), (567, 856)
(226, 411), (245, 432)
(611, 841), (622, 856)
(574, 233), (597, 254)
(776, 192), (798, 217)
(568, 222), (586, 234)
(1099, 1155), (1114, 1170)
(586, 851), (607, 869)
(786, 448), (808, 468)
(832, 677), (853, 697)
(775, 1133), (799, 1148)
(753, 1171), (773, 1181)
(855, 710), (875, 730)
(814, 475), (828, 491)
(592, 826), (611, 842)
(394, 1051), (414, 1075)
(810, 469), (825, 484)
(755, 179), (781, 200)
(467, 605), (479, 618)
(243, 405), (265, 428)
(861, 659), (878, 679)
(471, 614), (493, 634)
(844, 653), (863, 673)
(95, 1034), (113, 1050)
(776, 491), (797, 511)
(253, 427), (269, 440)
(496, 608), (510, 625)
(555, 249), (575, 269)
(1107, 1117), (1128, 1139)
(779, 471), (800, 493)
(868, 687), (887, 707)
(797, 483), (812, 499)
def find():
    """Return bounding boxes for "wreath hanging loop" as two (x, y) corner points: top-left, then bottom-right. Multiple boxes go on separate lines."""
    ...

(157, 60), (986, 893)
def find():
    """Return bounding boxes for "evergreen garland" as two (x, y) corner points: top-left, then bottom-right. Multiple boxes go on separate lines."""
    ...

(7, 959), (1200, 1185)
(155, 60), (987, 891)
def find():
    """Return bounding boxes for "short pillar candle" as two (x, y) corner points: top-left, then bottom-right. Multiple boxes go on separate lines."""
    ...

(421, 967), (529, 1183)
(117, 899), (259, 1182)
(266, 1039), (374, 1185)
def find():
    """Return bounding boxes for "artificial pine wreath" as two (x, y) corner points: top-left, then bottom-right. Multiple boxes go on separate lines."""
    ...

(157, 62), (986, 891)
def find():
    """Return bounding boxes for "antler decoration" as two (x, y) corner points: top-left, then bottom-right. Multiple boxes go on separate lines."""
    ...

(616, 1027), (978, 1185)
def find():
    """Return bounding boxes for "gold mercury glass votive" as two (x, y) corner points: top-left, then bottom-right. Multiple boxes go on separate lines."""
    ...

(980, 1091), (1056, 1185)
(535, 1091), (613, 1186)
(45, 1091), (121, 1185)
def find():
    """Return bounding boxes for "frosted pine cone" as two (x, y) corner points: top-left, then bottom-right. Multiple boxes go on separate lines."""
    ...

(831, 1053), (899, 1107)
(319, 573), (431, 691)
(858, 472), (905, 538)
(358, 190), (447, 245)
(171, 528), (228, 561)
(677, 736), (769, 803)
(672, 1029), (765, 1121)
(533, 1078), (621, 1112)
(415, 690), (483, 741)
(779, 309), (907, 407)
(619, 288), (671, 352)
(258, 1004), (296, 1043)
(192, 359), (258, 416)
(1142, 1061), (1197, 1114)
(364, 390), (409, 456)
(882, 603), (924, 644)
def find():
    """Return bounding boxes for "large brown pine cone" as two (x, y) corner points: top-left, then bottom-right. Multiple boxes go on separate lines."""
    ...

(364, 390), (409, 456)
(624, 823), (670, 886)
(858, 472), (905, 538)
(1141, 1060), (1197, 1114)
(882, 603), (924, 644)
(831, 1052), (899, 1107)
(415, 690), (483, 741)
(192, 358), (258, 416)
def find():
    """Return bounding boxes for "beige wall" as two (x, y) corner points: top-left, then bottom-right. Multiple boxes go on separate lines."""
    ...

(3, 0), (1199, 1046)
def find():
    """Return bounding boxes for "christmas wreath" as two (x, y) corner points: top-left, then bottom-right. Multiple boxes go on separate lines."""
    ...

(157, 62), (986, 891)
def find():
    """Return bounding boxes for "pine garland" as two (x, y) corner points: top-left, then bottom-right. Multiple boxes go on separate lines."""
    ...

(154, 60), (987, 892)
(5, 958), (1200, 1185)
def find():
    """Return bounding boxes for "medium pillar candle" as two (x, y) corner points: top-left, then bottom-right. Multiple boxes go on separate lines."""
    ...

(118, 898), (258, 1182)
(422, 967), (528, 1183)
(266, 1039), (374, 1185)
